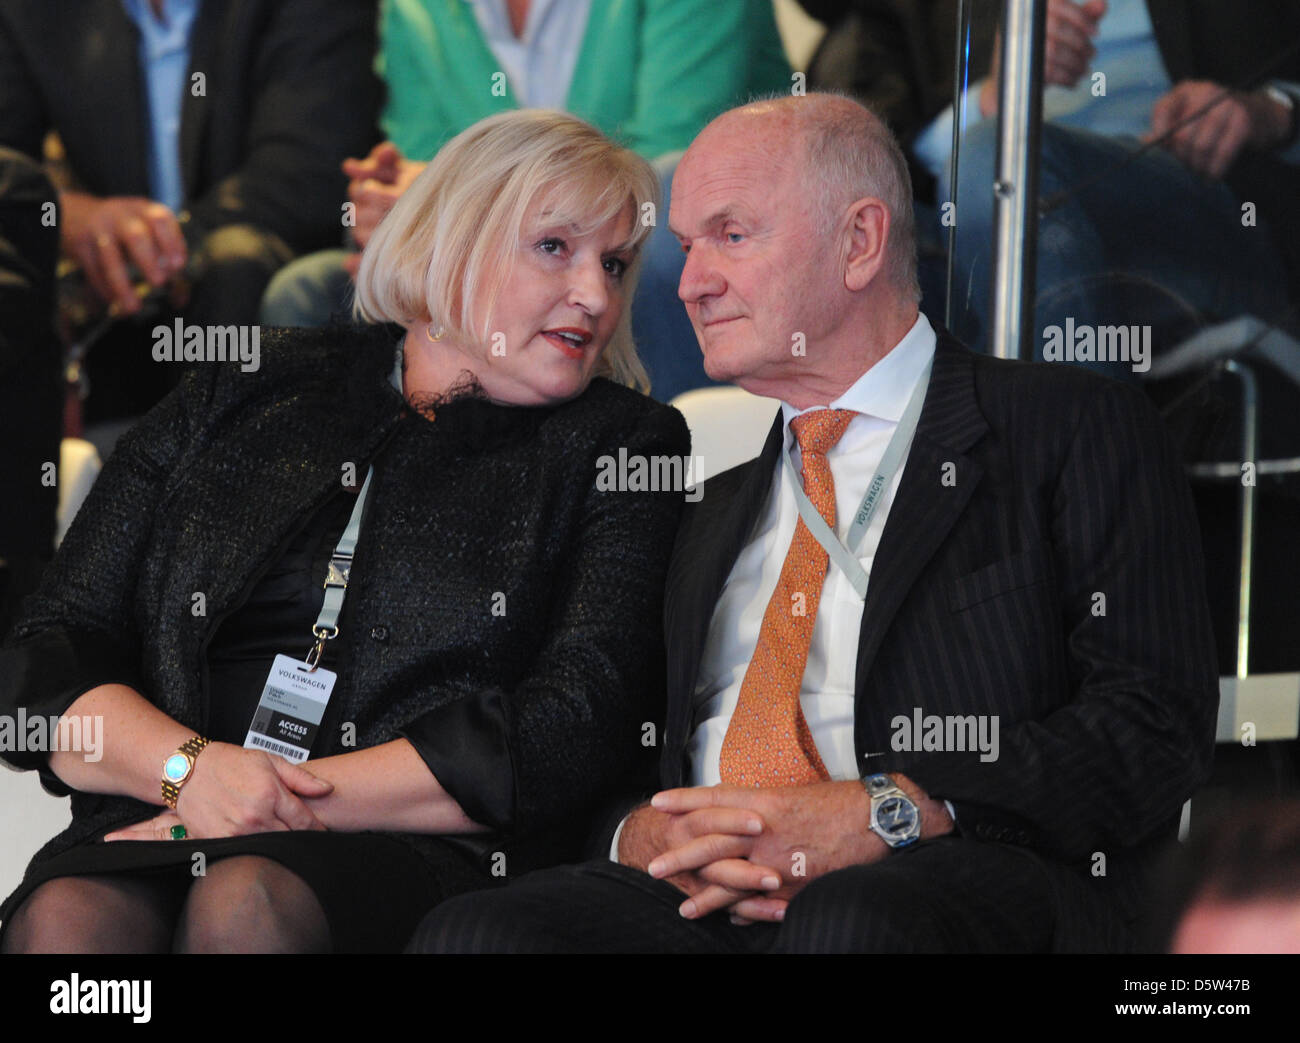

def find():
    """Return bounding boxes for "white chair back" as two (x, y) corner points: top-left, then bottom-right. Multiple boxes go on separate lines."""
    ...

(57, 437), (102, 547)
(670, 385), (780, 485)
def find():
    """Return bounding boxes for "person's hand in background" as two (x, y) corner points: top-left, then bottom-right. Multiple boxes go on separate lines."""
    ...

(980, 0), (1107, 118)
(1146, 81), (1295, 179)
(59, 191), (188, 315)
(341, 141), (426, 279)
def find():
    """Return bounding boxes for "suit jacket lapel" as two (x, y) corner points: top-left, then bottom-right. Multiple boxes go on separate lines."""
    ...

(180, 0), (229, 205)
(78, 3), (151, 196)
(853, 337), (988, 699)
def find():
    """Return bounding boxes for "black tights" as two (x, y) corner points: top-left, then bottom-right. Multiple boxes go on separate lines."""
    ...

(0, 856), (332, 953)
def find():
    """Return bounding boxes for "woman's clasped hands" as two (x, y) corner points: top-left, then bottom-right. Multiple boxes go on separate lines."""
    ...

(103, 742), (334, 842)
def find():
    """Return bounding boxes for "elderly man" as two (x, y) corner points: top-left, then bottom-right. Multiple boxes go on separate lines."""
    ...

(409, 93), (1218, 954)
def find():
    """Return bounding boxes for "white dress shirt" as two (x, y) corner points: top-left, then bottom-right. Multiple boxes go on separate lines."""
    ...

(467, 0), (592, 110)
(687, 313), (937, 785)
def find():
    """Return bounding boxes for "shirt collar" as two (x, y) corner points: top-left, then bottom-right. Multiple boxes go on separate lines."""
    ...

(780, 311), (937, 432)
(120, 0), (199, 56)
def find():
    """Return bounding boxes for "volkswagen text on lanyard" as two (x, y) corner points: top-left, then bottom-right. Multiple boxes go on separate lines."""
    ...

(241, 353), (402, 762)
(781, 359), (932, 601)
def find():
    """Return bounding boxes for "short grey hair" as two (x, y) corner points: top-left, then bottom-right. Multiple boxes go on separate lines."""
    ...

(742, 92), (921, 304)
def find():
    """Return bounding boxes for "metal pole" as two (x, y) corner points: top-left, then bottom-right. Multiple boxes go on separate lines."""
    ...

(944, 0), (973, 331)
(988, 0), (1046, 359)
(1224, 359), (1258, 679)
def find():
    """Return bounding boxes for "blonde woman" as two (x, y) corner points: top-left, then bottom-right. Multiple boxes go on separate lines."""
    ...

(0, 110), (688, 953)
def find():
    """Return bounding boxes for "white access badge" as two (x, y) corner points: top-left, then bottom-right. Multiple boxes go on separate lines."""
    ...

(243, 654), (335, 763)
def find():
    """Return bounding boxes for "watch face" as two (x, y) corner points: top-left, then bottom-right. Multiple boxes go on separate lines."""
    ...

(163, 753), (191, 784)
(876, 795), (920, 839)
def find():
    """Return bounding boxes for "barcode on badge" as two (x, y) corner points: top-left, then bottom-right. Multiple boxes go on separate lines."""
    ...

(247, 733), (307, 762)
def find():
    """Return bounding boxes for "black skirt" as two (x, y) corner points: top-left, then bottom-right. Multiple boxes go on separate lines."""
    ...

(0, 826), (495, 952)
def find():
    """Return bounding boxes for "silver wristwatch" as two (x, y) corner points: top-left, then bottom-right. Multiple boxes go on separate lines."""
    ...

(1263, 85), (1298, 147)
(863, 773), (921, 849)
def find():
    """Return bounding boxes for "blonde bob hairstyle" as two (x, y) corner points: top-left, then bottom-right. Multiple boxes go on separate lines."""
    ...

(354, 109), (660, 392)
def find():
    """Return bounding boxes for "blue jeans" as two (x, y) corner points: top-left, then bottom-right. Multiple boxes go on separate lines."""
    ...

(948, 120), (1290, 381)
(259, 157), (713, 404)
(259, 247), (353, 327)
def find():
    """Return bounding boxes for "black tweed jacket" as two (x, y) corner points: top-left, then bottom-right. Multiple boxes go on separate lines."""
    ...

(0, 324), (688, 877)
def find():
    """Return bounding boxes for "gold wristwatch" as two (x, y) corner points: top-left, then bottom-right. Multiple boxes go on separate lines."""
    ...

(161, 736), (210, 809)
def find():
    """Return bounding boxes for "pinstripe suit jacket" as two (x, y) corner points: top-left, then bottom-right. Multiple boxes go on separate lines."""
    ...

(661, 329), (1219, 925)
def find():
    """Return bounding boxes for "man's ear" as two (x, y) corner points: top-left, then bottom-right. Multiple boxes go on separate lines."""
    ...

(844, 196), (890, 293)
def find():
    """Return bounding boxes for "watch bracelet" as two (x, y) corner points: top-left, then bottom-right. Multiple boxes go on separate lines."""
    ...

(161, 735), (210, 809)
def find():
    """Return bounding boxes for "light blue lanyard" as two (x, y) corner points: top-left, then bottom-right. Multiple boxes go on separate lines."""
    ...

(304, 351), (404, 668)
(781, 360), (932, 600)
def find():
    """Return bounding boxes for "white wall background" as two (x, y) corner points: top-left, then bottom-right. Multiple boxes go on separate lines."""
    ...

(1, 769), (71, 911)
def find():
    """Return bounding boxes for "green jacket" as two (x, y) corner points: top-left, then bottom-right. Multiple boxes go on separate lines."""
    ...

(379, 0), (792, 161)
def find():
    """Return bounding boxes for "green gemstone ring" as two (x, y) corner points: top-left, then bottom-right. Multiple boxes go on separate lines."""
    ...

(170, 824), (188, 840)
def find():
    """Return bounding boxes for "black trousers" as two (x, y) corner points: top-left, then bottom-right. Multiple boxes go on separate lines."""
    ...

(408, 837), (1136, 954)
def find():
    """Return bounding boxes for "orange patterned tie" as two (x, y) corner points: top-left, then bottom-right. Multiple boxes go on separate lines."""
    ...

(719, 408), (857, 787)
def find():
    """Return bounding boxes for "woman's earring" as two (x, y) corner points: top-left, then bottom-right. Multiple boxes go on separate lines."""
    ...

(426, 323), (445, 343)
